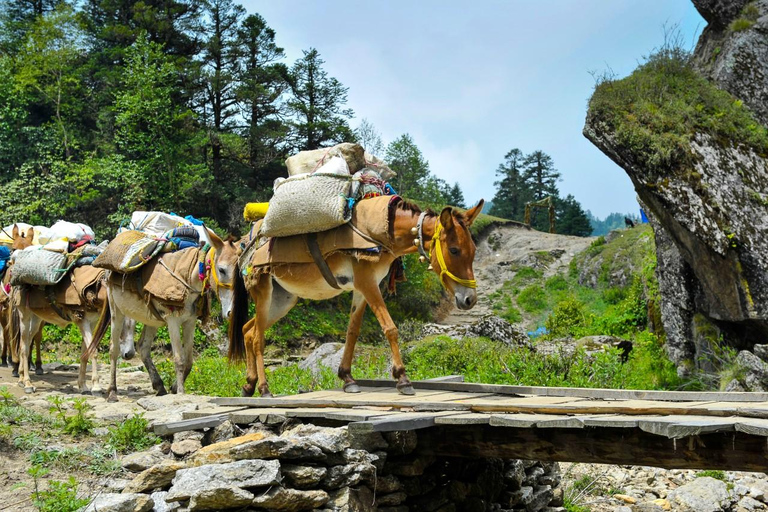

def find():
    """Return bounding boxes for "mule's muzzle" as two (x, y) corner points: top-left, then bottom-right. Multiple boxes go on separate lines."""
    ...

(455, 288), (477, 310)
(122, 349), (136, 360)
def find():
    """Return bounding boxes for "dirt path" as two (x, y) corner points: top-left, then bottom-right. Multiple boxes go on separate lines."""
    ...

(438, 223), (594, 325)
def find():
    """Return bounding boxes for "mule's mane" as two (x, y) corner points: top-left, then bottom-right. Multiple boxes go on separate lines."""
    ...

(395, 199), (467, 226)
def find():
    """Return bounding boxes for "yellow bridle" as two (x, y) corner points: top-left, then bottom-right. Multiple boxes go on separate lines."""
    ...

(204, 247), (233, 290)
(429, 222), (477, 289)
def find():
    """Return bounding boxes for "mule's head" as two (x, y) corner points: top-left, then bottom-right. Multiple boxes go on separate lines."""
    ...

(206, 229), (241, 319)
(431, 200), (484, 311)
(119, 317), (137, 360)
(11, 225), (33, 251)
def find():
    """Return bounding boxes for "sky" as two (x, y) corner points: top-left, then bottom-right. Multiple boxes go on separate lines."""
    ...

(243, 0), (705, 219)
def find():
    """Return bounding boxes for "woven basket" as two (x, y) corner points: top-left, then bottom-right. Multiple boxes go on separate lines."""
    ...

(92, 230), (164, 273)
(260, 173), (353, 238)
(10, 249), (69, 286)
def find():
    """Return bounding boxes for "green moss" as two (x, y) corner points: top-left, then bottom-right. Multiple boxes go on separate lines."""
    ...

(517, 285), (547, 313)
(588, 47), (768, 171)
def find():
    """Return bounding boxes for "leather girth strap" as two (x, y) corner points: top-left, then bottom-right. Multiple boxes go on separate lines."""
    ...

(46, 287), (71, 322)
(306, 233), (340, 290)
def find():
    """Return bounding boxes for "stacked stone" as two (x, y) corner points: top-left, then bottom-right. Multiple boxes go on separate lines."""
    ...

(87, 419), (564, 512)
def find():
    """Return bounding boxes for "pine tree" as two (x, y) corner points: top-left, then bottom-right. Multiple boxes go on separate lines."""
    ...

(235, 13), (288, 174)
(198, 0), (244, 178)
(445, 182), (466, 208)
(286, 48), (354, 150)
(385, 134), (431, 200)
(489, 148), (529, 221)
(556, 194), (592, 236)
(354, 118), (384, 156)
(522, 150), (560, 201)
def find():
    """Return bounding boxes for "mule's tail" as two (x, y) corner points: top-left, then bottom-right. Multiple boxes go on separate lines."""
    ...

(228, 266), (248, 364)
(81, 298), (111, 365)
(9, 306), (20, 364)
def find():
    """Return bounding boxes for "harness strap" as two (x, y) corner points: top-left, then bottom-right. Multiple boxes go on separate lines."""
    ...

(45, 287), (71, 322)
(429, 222), (478, 290)
(306, 233), (340, 290)
(416, 212), (430, 261)
(207, 247), (233, 290)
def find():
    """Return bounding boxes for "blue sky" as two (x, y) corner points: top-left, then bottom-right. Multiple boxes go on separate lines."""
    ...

(244, 1), (705, 218)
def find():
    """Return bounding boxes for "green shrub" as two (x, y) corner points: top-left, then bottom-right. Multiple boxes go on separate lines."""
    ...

(545, 275), (569, 291)
(107, 414), (159, 453)
(512, 266), (542, 285)
(696, 469), (726, 481)
(587, 236), (606, 255)
(47, 396), (94, 436)
(29, 466), (88, 512)
(602, 287), (627, 305)
(517, 285), (547, 313)
(546, 298), (593, 338)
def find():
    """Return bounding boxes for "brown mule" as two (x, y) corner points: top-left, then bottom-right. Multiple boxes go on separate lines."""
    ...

(229, 198), (484, 397)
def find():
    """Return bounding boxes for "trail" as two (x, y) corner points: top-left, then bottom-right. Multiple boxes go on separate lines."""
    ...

(438, 222), (594, 325)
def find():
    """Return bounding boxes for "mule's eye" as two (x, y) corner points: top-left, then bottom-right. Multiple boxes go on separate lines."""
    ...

(218, 268), (227, 276)
(449, 247), (460, 256)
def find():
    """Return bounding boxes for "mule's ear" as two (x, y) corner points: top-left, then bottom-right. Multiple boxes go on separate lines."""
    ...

(464, 199), (484, 227)
(440, 207), (454, 230)
(25, 227), (33, 239)
(206, 227), (224, 252)
(11, 224), (18, 239)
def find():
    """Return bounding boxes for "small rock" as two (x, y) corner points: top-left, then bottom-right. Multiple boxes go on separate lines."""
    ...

(322, 462), (376, 490)
(188, 487), (254, 511)
(123, 460), (186, 494)
(736, 496), (767, 512)
(281, 423), (351, 454)
(652, 498), (672, 510)
(83, 493), (153, 512)
(375, 475), (403, 494)
(251, 487), (330, 511)
(191, 431), (273, 465)
(754, 344), (768, 361)
(104, 478), (131, 493)
(322, 486), (374, 512)
(171, 438), (202, 458)
(202, 419), (236, 445)
(281, 464), (328, 489)
(616, 494), (638, 504)
(149, 492), (180, 512)
(231, 436), (325, 461)
(376, 492), (408, 506)
(121, 445), (167, 472)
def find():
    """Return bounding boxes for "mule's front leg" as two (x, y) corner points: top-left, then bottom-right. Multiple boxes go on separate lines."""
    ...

(106, 310), (123, 402)
(77, 320), (101, 394)
(355, 268), (414, 395)
(167, 317), (187, 395)
(338, 292), (367, 393)
(137, 326), (166, 395)
(17, 313), (41, 393)
(34, 331), (43, 375)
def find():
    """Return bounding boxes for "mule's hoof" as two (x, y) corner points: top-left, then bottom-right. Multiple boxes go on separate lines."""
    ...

(12, 370), (19, 378)
(24, 386), (35, 394)
(343, 383), (361, 394)
(396, 384), (415, 396)
(81, 389), (93, 396)
(107, 393), (118, 403)
(261, 391), (273, 398)
(241, 385), (256, 398)
(0, 361), (7, 367)
(35, 367), (44, 376)
(156, 388), (168, 397)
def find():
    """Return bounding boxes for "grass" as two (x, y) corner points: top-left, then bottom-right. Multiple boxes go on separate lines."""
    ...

(28, 466), (89, 512)
(696, 470), (727, 481)
(729, 2), (759, 32)
(588, 43), (768, 172)
(106, 414), (159, 453)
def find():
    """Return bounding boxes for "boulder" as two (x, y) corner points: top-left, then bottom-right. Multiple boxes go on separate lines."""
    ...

(149, 492), (180, 512)
(421, 315), (533, 349)
(321, 462), (376, 490)
(298, 343), (344, 375)
(321, 486), (375, 512)
(171, 439), (202, 458)
(83, 493), (153, 512)
(165, 459), (281, 503)
(192, 431), (273, 465)
(188, 487), (254, 511)
(281, 424), (351, 453)
(123, 460), (186, 494)
(230, 436), (325, 461)
(668, 477), (733, 512)
(251, 487), (330, 511)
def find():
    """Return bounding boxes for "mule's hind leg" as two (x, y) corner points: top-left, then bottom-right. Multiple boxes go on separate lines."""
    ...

(106, 303), (124, 402)
(77, 315), (102, 394)
(354, 264), (414, 395)
(34, 330), (43, 375)
(166, 316), (187, 395)
(17, 310), (43, 393)
(137, 326), (165, 395)
(176, 317), (196, 392)
(338, 291), (367, 393)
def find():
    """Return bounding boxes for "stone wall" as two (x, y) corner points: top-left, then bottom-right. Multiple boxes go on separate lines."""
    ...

(86, 418), (564, 512)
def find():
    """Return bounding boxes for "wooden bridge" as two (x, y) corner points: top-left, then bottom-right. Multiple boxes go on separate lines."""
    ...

(158, 377), (768, 472)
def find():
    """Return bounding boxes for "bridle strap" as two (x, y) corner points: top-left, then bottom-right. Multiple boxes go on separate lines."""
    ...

(423, 220), (477, 290)
(207, 246), (233, 290)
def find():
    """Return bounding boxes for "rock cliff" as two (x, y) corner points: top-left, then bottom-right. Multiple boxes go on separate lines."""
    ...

(584, 0), (768, 379)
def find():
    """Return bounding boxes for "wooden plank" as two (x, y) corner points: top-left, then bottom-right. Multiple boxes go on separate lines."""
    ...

(637, 416), (737, 439)
(284, 408), (398, 422)
(581, 415), (642, 428)
(490, 413), (585, 429)
(182, 406), (248, 420)
(735, 418), (768, 436)
(213, 397), (470, 412)
(434, 413), (492, 425)
(422, 375), (465, 383)
(154, 413), (228, 436)
(230, 408), (291, 425)
(348, 411), (459, 434)
(352, 379), (768, 402)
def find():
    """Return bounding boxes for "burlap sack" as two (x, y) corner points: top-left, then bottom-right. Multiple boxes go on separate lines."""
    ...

(285, 143), (366, 176)
(92, 230), (164, 273)
(260, 159), (353, 238)
(10, 249), (69, 286)
(142, 247), (201, 304)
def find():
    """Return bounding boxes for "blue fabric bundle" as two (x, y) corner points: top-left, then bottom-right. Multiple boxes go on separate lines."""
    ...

(184, 215), (204, 226)
(166, 225), (200, 252)
(0, 246), (10, 274)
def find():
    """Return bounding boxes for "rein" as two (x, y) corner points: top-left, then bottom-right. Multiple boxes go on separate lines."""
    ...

(417, 213), (477, 290)
(199, 245), (233, 291)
